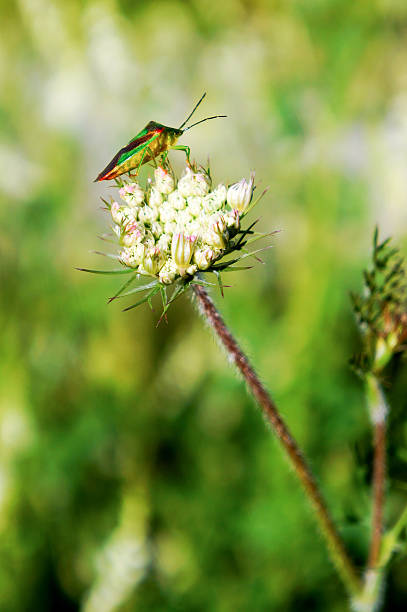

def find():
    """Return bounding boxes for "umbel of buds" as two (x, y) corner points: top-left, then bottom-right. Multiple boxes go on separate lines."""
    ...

(108, 165), (259, 285)
(82, 161), (270, 313)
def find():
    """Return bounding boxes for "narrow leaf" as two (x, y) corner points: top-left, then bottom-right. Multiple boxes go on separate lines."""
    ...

(108, 273), (139, 303)
(76, 267), (134, 275)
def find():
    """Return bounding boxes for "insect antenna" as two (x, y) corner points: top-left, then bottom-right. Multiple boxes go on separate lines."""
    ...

(182, 115), (227, 132)
(178, 92), (207, 130)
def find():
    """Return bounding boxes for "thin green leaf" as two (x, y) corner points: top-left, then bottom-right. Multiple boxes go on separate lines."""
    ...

(123, 286), (161, 312)
(243, 186), (269, 216)
(113, 280), (159, 299)
(231, 244), (273, 262)
(90, 250), (120, 260)
(243, 229), (280, 247)
(219, 265), (254, 272)
(214, 270), (225, 298)
(76, 267), (134, 275)
(108, 273), (139, 303)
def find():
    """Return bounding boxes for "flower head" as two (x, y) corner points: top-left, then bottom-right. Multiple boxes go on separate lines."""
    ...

(89, 160), (270, 313)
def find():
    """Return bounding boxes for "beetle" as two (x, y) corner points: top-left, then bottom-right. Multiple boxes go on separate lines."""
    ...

(94, 93), (225, 182)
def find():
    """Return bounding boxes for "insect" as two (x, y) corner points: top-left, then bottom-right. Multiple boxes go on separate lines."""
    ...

(94, 93), (226, 182)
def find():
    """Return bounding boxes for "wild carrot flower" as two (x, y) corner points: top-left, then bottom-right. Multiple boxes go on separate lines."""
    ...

(82, 160), (269, 313)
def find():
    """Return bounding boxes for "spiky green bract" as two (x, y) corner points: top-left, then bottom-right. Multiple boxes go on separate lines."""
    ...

(84, 160), (271, 316)
(350, 227), (407, 377)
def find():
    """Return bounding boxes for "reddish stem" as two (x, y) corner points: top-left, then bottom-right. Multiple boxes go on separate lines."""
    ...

(193, 284), (362, 595)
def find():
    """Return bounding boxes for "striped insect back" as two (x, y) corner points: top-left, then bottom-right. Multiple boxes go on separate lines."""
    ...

(95, 94), (226, 182)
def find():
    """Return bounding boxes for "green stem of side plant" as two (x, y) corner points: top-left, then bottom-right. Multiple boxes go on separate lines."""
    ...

(351, 374), (389, 612)
(365, 373), (388, 570)
(193, 284), (362, 596)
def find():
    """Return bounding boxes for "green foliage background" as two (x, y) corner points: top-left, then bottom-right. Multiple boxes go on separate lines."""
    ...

(1, 0), (407, 610)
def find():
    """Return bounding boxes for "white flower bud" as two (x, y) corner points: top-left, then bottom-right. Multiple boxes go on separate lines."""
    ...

(186, 219), (202, 236)
(159, 201), (177, 224)
(157, 233), (172, 252)
(112, 224), (121, 238)
(159, 259), (178, 285)
(186, 264), (198, 276)
(154, 167), (175, 194)
(171, 233), (197, 274)
(164, 221), (177, 235)
(177, 167), (211, 197)
(225, 209), (240, 230)
(110, 202), (124, 225)
(203, 184), (227, 213)
(143, 230), (156, 249)
(168, 190), (186, 210)
(121, 207), (138, 223)
(138, 205), (159, 224)
(151, 221), (164, 238)
(148, 186), (163, 208)
(227, 172), (255, 214)
(204, 214), (228, 249)
(194, 247), (216, 270)
(141, 247), (164, 276)
(186, 196), (203, 216)
(119, 182), (144, 206)
(211, 213), (227, 234)
(119, 244), (145, 268)
(176, 209), (193, 229)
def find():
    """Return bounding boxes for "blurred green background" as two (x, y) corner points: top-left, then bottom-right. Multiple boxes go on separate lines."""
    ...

(1, 0), (407, 610)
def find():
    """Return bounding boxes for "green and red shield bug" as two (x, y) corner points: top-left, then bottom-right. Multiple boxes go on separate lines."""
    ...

(94, 93), (226, 182)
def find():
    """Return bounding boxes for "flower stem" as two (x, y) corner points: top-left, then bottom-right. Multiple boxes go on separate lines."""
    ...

(193, 284), (362, 596)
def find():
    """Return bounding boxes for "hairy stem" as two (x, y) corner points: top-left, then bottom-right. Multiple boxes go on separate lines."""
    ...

(193, 284), (362, 596)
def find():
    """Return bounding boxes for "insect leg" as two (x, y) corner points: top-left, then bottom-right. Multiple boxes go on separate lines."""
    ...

(146, 147), (158, 169)
(171, 145), (191, 165)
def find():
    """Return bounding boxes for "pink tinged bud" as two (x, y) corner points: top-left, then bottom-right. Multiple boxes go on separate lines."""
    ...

(119, 244), (145, 268)
(194, 247), (216, 270)
(121, 221), (145, 247)
(154, 167), (175, 194)
(171, 233), (197, 273)
(178, 167), (211, 197)
(119, 182), (144, 206)
(227, 172), (255, 214)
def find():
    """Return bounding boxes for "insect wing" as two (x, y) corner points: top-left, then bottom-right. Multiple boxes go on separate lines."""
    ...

(95, 123), (163, 182)
(117, 131), (161, 167)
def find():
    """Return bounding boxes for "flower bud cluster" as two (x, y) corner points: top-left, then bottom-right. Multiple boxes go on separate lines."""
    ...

(109, 166), (255, 285)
